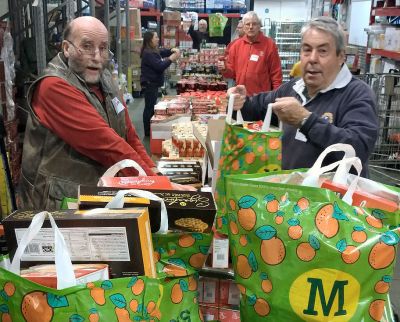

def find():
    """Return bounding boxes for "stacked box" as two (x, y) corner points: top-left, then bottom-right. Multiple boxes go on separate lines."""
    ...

(162, 25), (179, 49)
(163, 10), (182, 26)
(171, 123), (205, 158)
(129, 8), (142, 39)
(198, 277), (241, 321)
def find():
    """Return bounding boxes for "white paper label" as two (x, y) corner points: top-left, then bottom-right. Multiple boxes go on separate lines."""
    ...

(250, 54), (259, 61)
(228, 282), (241, 305)
(15, 227), (130, 261)
(212, 237), (229, 268)
(112, 97), (126, 114)
(202, 280), (217, 303)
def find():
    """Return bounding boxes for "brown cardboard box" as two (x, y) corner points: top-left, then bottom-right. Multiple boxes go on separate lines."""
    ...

(131, 38), (144, 52)
(131, 52), (141, 65)
(129, 8), (142, 39)
(3, 209), (156, 278)
(77, 187), (216, 233)
(163, 10), (181, 21)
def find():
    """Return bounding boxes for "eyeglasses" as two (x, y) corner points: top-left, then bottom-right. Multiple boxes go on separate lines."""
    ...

(66, 39), (114, 59)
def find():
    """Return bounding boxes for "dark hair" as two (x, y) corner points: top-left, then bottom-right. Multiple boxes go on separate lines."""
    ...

(141, 31), (157, 57)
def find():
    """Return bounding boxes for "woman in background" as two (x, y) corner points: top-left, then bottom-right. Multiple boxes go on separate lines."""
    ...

(140, 31), (180, 137)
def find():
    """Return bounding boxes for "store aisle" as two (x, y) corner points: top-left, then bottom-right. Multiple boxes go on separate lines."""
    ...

(126, 96), (151, 155)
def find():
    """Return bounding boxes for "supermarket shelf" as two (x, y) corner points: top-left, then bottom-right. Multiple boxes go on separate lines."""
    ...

(368, 48), (400, 60)
(372, 7), (400, 17)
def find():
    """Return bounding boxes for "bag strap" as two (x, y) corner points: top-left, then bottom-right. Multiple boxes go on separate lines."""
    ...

(10, 211), (76, 289)
(303, 143), (356, 186)
(261, 103), (283, 132)
(302, 156), (362, 205)
(226, 94), (244, 125)
(105, 189), (169, 234)
(100, 159), (147, 180)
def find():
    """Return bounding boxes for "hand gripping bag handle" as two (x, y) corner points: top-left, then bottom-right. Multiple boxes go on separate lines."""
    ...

(105, 189), (168, 234)
(100, 159), (147, 181)
(10, 211), (76, 289)
(226, 94), (244, 125)
(302, 144), (357, 187)
(261, 103), (283, 132)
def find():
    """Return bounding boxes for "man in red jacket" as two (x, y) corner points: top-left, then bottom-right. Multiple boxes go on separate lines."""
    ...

(218, 12), (282, 96)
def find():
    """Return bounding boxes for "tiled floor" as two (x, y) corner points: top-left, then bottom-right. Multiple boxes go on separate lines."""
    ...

(127, 96), (400, 320)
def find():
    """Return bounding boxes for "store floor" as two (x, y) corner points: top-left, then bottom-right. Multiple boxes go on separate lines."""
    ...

(127, 96), (400, 320)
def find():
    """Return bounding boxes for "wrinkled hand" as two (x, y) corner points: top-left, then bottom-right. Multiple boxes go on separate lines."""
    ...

(171, 48), (180, 55)
(271, 97), (311, 127)
(169, 52), (180, 62)
(227, 85), (247, 110)
(171, 183), (197, 191)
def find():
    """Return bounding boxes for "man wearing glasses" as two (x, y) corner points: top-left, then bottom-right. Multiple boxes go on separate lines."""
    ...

(19, 16), (163, 210)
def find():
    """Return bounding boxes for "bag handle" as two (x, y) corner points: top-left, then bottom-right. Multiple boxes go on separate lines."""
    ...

(10, 211), (76, 289)
(303, 144), (356, 187)
(226, 94), (244, 124)
(105, 189), (168, 234)
(261, 103), (283, 132)
(100, 159), (147, 181)
(302, 156), (362, 205)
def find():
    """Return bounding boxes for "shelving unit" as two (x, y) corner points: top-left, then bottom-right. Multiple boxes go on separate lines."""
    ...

(366, 4), (400, 71)
(269, 21), (305, 83)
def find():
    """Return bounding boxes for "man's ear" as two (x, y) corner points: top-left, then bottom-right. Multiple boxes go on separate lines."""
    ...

(62, 40), (70, 58)
(339, 50), (346, 64)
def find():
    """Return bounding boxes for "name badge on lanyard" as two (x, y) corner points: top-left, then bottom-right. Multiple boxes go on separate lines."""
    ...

(250, 54), (259, 62)
(112, 97), (125, 114)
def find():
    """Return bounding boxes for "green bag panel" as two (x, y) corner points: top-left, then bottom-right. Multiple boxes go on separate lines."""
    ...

(214, 122), (282, 235)
(0, 267), (203, 322)
(225, 171), (400, 321)
(153, 232), (212, 277)
(209, 14), (228, 37)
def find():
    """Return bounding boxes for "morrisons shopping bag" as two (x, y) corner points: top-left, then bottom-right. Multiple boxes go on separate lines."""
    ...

(0, 211), (204, 322)
(225, 144), (400, 321)
(106, 189), (213, 277)
(215, 99), (282, 235)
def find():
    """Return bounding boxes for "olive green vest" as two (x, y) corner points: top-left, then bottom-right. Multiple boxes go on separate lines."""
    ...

(19, 53), (127, 210)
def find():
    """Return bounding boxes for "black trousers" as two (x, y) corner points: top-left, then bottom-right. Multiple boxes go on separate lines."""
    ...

(143, 84), (159, 137)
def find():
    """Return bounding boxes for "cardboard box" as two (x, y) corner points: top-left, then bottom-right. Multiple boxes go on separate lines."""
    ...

(129, 9), (142, 39)
(201, 278), (219, 304)
(130, 38), (143, 52)
(131, 52), (141, 65)
(3, 209), (156, 278)
(163, 10), (182, 23)
(98, 175), (172, 190)
(219, 280), (240, 307)
(78, 187), (216, 233)
(151, 115), (192, 140)
(200, 305), (219, 321)
(21, 264), (109, 288)
(219, 308), (240, 321)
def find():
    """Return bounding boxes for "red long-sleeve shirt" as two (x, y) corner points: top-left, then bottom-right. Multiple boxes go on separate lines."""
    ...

(32, 76), (156, 176)
(223, 33), (283, 96)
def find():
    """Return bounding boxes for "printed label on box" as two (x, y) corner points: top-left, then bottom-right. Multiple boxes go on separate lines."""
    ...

(15, 227), (130, 261)
(212, 237), (229, 268)
(228, 282), (241, 306)
(202, 279), (217, 304)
